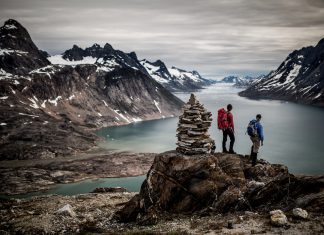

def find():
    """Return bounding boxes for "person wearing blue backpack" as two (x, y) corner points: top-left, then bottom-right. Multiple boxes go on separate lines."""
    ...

(247, 114), (264, 166)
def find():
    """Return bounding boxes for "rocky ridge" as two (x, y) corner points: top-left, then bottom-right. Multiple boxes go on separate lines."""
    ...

(219, 75), (259, 88)
(240, 38), (324, 106)
(49, 46), (215, 92)
(0, 19), (184, 160)
(140, 59), (215, 92)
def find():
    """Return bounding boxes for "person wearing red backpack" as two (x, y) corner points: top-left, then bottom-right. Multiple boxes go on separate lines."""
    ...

(217, 104), (236, 154)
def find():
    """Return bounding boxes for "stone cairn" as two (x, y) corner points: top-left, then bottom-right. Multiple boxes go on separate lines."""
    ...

(176, 94), (215, 155)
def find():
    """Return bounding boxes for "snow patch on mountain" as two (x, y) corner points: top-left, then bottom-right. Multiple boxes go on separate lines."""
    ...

(48, 55), (97, 65)
(140, 59), (214, 91)
(239, 38), (324, 106)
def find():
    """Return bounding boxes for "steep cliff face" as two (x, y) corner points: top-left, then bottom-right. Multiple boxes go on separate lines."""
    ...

(0, 19), (184, 160)
(239, 38), (324, 106)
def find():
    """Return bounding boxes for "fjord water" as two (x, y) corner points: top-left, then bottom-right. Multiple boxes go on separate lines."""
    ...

(97, 84), (324, 175)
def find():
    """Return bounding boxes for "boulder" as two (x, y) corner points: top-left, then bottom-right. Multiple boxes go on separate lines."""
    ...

(270, 209), (287, 227)
(292, 208), (308, 219)
(56, 204), (76, 217)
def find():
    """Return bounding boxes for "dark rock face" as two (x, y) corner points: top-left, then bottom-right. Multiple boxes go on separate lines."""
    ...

(0, 19), (184, 160)
(140, 59), (215, 92)
(0, 19), (50, 74)
(240, 38), (324, 106)
(55, 43), (149, 76)
(114, 152), (324, 224)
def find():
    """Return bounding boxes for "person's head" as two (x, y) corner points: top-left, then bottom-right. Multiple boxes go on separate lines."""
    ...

(256, 114), (262, 121)
(227, 104), (233, 111)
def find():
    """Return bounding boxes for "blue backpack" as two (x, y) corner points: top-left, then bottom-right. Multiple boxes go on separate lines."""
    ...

(247, 120), (257, 137)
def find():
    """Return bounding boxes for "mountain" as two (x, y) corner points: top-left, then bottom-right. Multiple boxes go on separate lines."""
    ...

(0, 19), (184, 160)
(219, 75), (255, 86)
(48, 43), (150, 76)
(49, 46), (214, 92)
(239, 39), (324, 106)
(0, 19), (50, 74)
(140, 59), (215, 92)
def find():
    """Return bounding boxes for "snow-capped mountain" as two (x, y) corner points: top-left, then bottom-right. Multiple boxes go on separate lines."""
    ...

(48, 46), (213, 92)
(239, 38), (324, 106)
(220, 75), (254, 83)
(219, 75), (258, 88)
(48, 44), (149, 75)
(0, 19), (50, 75)
(0, 19), (184, 160)
(140, 59), (214, 92)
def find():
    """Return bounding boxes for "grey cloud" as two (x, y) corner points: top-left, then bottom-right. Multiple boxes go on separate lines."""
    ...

(0, 0), (324, 78)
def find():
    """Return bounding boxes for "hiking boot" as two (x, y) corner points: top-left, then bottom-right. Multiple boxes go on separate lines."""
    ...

(222, 149), (228, 153)
(252, 153), (258, 166)
(228, 150), (236, 154)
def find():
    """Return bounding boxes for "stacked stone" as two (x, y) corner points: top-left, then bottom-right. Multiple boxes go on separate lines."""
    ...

(176, 94), (215, 155)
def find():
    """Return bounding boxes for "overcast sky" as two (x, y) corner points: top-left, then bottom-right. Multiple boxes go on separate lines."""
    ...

(1, 0), (324, 79)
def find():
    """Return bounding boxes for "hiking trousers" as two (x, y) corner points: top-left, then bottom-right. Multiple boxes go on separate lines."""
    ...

(250, 135), (261, 153)
(222, 128), (235, 152)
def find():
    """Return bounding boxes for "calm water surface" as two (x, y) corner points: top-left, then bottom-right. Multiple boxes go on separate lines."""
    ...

(97, 84), (324, 175)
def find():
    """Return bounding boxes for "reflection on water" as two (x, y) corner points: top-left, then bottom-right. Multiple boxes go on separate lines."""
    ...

(97, 84), (324, 175)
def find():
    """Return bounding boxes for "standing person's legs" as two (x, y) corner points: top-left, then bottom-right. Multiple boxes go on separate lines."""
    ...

(228, 130), (235, 153)
(250, 136), (260, 166)
(222, 129), (228, 152)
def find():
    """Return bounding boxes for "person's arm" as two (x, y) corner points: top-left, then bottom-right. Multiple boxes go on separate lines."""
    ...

(258, 123), (264, 143)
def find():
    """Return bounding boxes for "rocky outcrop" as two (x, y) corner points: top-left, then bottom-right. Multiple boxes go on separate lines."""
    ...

(140, 59), (215, 92)
(114, 152), (324, 224)
(240, 38), (324, 106)
(176, 94), (215, 155)
(0, 19), (184, 160)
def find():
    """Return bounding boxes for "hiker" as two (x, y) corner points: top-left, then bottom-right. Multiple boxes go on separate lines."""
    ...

(217, 104), (236, 153)
(247, 114), (264, 166)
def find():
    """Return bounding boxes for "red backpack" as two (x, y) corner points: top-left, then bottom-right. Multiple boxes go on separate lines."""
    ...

(217, 108), (229, 130)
